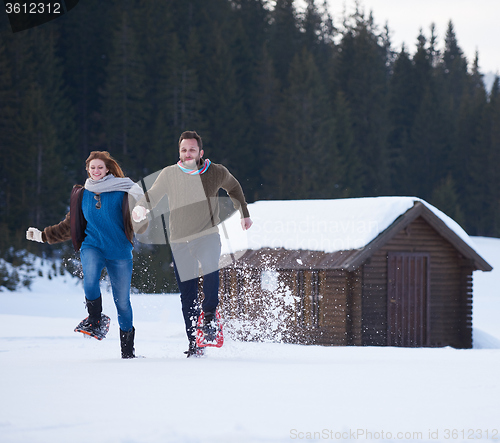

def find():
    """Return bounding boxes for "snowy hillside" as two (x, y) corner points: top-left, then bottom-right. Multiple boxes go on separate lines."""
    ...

(0, 237), (499, 443)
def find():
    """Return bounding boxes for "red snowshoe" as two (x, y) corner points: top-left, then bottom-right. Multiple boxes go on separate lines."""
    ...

(196, 311), (223, 348)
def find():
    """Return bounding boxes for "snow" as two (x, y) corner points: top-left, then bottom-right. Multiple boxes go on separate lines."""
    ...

(221, 197), (478, 257)
(0, 237), (499, 443)
(471, 236), (500, 347)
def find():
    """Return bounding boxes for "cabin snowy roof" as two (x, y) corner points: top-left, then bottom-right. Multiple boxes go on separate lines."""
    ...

(221, 197), (492, 272)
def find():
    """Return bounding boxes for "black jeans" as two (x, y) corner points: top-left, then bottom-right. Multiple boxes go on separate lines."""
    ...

(171, 233), (221, 340)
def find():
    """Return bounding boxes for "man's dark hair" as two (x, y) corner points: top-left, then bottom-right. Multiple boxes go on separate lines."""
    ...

(179, 131), (203, 150)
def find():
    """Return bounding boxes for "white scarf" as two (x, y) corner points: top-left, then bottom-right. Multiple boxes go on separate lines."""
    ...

(84, 174), (143, 199)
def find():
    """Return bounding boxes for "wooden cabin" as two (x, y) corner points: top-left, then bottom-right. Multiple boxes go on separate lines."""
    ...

(218, 198), (492, 348)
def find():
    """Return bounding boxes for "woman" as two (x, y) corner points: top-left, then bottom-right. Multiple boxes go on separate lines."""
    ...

(26, 151), (146, 359)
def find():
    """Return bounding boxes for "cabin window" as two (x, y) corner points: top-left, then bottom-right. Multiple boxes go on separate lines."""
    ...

(261, 270), (279, 292)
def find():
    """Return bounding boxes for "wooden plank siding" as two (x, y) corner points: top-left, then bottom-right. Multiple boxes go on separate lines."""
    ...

(220, 267), (358, 345)
(361, 216), (473, 348)
(348, 269), (363, 346)
(218, 213), (476, 348)
(315, 270), (348, 345)
(387, 253), (430, 346)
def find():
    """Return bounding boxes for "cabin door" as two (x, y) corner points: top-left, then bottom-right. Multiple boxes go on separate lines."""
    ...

(387, 253), (430, 346)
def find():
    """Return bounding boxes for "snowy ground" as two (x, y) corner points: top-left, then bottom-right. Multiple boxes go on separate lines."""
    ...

(0, 237), (499, 443)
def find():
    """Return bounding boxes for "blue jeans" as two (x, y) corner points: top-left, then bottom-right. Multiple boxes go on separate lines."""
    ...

(172, 234), (221, 341)
(80, 247), (134, 332)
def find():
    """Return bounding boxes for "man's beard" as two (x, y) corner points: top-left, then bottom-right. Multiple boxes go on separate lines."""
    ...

(181, 156), (201, 169)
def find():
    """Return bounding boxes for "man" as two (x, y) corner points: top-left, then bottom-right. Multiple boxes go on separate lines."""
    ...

(133, 131), (252, 357)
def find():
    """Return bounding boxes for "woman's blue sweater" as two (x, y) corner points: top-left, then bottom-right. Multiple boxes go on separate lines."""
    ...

(81, 190), (133, 260)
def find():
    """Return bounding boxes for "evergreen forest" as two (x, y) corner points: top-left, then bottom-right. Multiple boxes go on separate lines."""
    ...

(1, 0), (499, 291)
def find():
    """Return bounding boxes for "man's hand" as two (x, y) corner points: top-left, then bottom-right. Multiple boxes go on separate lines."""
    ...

(241, 217), (253, 230)
(132, 206), (149, 222)
(26, 227), (43, 243)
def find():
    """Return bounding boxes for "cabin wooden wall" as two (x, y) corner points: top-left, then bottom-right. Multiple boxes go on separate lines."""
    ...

(275, 268), (362, 345)
(219, 266), (364, 346)
(219, 266), (271, 325)
(361, 216), (473, 348)
(218, 216), (474, 348)
(303, 269), (363, 346)
(219, 267), (311, 343)
(314, 270), (347, 345)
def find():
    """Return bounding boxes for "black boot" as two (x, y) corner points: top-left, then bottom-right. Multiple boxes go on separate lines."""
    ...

(184, 338), (204, 358)
(74, 296), (110, 340)
(120, 327), (135, 359)
(85, 296), (102, 324)
(202, 311), (217, 342)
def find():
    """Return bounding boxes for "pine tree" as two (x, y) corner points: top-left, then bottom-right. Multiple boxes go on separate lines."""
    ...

(0, 35), (17, 247)
(301, 0), (323, 52)
(266, 48), (337, 199)
(387, 46), (417, 194)
(465, 74), (500, 236)
(2, 29), (36, 228)
(197, 23), (250, 176)
(430, 173), (465, 226)
(269, 0), (300, 85)
(100, 5), (149, 177)
(1, 0), (499, 250)
(27, 26), (74, 230)
(0, 28), (68, 241)
(333, 90), (360, 197)
(232, 0), (268, 63)
(489, 78), (500, 236)
(438, 22), (477, 216)
(55, 0), (114, 182)
(160, 33), (203, 166)
(441, 21), (469, 112)
(30, 26), (76, 190)
(231, 2), (280, 197)
(20, 83), (60, 227)
(406, 28), (451, 200)
(253, 43), (281, 200)
(412, 31), (433, 101)
(334, 12), (390, 195)
(456, 53), (488, 234)
(409, 87), (449, 200)
(133, 0), (179, 173)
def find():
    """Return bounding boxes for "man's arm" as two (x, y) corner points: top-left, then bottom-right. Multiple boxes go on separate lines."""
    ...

(133, 168), (170, 222)
(219, 166), (252, 230)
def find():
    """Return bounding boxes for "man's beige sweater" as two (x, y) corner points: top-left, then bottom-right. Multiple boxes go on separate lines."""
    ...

(138, 162), (250, 242)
